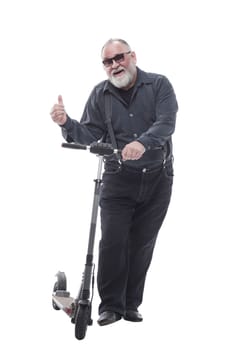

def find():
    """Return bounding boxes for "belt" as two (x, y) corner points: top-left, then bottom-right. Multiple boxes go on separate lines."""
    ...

(122, 162), (164, 174)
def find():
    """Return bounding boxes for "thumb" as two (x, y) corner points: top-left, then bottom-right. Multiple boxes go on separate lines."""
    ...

(58, 95), (64, 105)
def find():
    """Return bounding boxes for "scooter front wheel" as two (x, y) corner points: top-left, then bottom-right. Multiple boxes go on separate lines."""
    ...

(75, 304), (90, 340)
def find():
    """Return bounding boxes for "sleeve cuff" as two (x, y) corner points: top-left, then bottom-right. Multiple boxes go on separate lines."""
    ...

(136, 136), (151, 150)
(60, 115), (72, 130)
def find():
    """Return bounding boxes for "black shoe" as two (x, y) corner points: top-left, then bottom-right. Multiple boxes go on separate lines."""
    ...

(124, 310), (143, 322)
(97, 311), (122, 326)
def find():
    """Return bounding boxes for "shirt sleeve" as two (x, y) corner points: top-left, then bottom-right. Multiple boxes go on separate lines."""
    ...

(137, 76), (178, 150)
(60, 88), (106, 144)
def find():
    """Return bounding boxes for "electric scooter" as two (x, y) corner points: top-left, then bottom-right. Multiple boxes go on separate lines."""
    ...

(52, 141), (119, 340)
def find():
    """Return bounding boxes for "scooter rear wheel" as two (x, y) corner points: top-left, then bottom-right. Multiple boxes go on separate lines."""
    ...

(52, 271), (67, 310)
(55, 271), (67, 290)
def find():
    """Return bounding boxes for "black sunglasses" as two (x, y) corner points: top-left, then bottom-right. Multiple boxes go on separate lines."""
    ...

(102, 51), (131, 67)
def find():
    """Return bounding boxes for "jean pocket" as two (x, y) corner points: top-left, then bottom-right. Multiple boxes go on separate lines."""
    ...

(104, 161), (122, 175)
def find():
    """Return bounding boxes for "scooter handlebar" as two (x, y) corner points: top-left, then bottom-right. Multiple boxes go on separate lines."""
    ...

(61, 142), (119, 156)
(62, 142), (164, 157)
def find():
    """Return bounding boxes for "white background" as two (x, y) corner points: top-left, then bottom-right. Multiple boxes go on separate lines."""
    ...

(0, 0), (239, 349)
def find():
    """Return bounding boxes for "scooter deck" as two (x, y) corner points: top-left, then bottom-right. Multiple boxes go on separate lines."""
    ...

(52, 292), (75, 317)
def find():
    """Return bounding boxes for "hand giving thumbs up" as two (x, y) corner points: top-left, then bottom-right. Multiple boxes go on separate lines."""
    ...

(50, 95), (67, 125)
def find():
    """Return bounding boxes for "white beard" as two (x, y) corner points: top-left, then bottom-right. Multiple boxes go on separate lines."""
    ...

(109, 70), (132, 89)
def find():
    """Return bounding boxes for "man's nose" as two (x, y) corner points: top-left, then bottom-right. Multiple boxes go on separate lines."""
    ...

(111, 59), (120, 68)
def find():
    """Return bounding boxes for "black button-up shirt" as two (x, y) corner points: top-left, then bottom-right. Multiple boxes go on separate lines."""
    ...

(62, 68), (178, 168)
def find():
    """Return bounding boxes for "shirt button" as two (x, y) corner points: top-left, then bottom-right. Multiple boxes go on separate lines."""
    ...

(129, 113), (134, 117)
(133, 133), (138, 138)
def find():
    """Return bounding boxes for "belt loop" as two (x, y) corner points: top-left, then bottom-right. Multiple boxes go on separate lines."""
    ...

(163, 152), (167, 168)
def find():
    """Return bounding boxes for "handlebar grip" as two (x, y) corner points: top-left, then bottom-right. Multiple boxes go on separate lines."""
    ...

(89, 142), (116, 155)
(61, 142), (87, 150)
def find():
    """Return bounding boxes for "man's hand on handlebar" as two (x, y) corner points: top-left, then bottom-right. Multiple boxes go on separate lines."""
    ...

(121, 141), (145, 161)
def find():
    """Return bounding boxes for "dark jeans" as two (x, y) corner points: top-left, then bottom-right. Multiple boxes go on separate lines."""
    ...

(97, 160), (173, 315)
